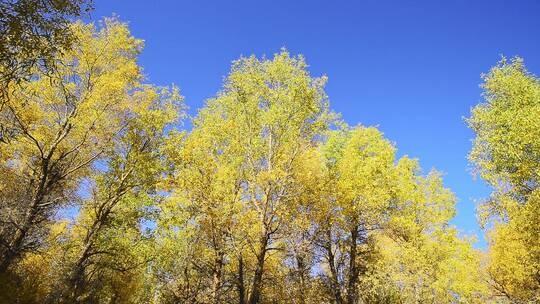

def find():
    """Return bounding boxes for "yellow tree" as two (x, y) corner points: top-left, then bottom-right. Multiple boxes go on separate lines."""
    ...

(363, 158), (487, 303)
(316, 125), (401, 304)
(0, 18), (184, 303)
(159, 50), (333, 304)
(156, 110), (245, 303)
(0, 18), (149, 275)
(50, 85), (181, 303)
(280, 146), (327, 303)
(468, 57), (540, 302)
(317, 125), (485, 304)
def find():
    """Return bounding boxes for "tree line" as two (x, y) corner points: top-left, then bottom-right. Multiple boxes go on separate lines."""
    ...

(0, 2), (539, 303)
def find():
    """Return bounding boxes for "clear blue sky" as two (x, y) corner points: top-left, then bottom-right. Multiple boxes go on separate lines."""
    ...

(88, 0), (540, 248)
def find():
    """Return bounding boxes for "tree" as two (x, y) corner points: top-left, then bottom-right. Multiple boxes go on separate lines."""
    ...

(0, 18), (146, 274)
(468, 57), (540, 302)
(52, 85), (181, 303)
(158, 50), (334, 304)
(1, 0), (93, 145)
(0, 0), (92, 93)
(366, 159), (487, 303)
(312, 125), (487, 304)
(0, 17), (185, 303)
(316, 126), (398, 304)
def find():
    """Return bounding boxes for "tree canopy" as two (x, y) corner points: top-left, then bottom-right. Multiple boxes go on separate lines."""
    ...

(468, 57), (540, 303)
(0, 10), (537, 304)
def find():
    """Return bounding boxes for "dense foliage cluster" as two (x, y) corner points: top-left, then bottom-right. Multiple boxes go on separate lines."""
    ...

(0, 9), (538, 304)
(468, 58), (540, 302)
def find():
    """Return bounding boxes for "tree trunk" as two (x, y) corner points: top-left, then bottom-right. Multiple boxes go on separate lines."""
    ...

(296, 254), (307, 304)
(212, 252), (224, 304)
(346, 226), (359, 304)
(65, 197), (116, 301)
(0, 155), (54, 273)
(0, 188), (44, 273)
(67, 238), (95, 301)
(326, 229), (343, 304)
(237, 256), (246, 304)
(248, 235), (269, 304)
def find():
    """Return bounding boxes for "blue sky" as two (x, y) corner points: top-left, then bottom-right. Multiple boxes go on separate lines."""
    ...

(88, 0), (540, 248)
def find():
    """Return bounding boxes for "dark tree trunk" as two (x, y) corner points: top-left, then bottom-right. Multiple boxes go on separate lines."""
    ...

(346, 226), (359, 304)
(248, 235), (269, 304)
(296, 254), (307, 304)
(326, 229), (343, 304)
(0, 178), (47, 273)
(0, 208), (35, 273)
(237, 256), (246, 304)
(212, 251), (224, 304)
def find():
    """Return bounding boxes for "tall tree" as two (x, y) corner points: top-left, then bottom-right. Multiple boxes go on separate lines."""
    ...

(159, 50), (333, 304)
(0, 18), (145, 274)
(53, 85), (181, 303)
(365, 158), (487, 303)
(468, 57), (540, 302)
(315, 125), (486, 304)
(317, 126), (398, 304)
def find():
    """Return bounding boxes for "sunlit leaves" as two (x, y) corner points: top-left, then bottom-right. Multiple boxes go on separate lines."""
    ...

(468, 57), (540, 302)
